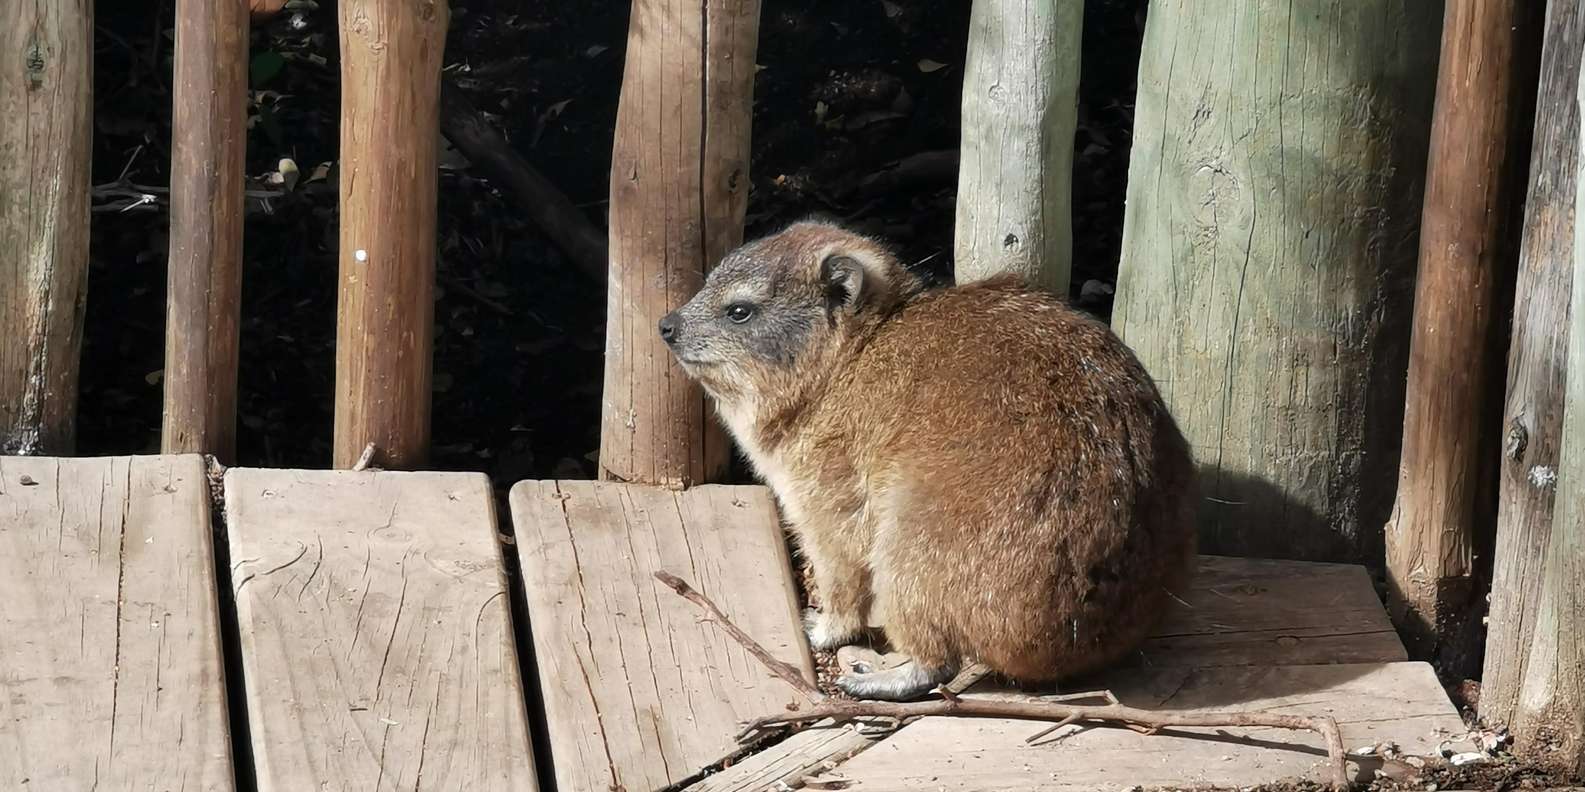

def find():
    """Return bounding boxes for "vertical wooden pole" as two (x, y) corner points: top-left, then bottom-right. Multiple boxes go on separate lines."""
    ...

(1487, 60), (1585, 770)
(0, 1), (92, 455)
(954, 0), (1082, 297)
(333, 0), (448, 470)
(1383, 0), (1541, 674)
(1111, 0), (1441, 562)
(599, 0), (761, 487)
(163, 0), (249, 462)
(1482, 0), (1585, 746)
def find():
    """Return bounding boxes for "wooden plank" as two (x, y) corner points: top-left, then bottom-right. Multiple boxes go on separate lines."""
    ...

(825, 662), (1464, 791)
(0, 455), (234, 789)
(226, 468), (537, 791)
(687, 727), (875, 792)
(511, 479), (815, 792)
(1135, 555), (1406, 667)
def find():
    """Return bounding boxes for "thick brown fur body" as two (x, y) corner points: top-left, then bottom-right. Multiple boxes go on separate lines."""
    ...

(660, 220), (1198, 697)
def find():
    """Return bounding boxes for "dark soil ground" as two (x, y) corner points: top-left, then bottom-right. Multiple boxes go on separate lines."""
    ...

(80, 0), (1145, 483)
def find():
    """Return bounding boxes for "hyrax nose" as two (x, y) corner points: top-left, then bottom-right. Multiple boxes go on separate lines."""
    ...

(658, 311), (681, 345)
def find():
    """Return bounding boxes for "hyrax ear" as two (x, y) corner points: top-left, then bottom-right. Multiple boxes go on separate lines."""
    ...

(822, 254), (867, 314)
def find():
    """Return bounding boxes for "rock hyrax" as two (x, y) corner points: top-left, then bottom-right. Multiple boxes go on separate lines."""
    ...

(659, 219), (1198, 700)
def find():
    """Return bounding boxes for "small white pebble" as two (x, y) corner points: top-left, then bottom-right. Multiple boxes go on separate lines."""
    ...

(354, 249), (368, 263)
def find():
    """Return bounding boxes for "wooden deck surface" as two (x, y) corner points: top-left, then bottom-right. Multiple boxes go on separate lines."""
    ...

(826, 662), (1464, 790)
(3, 459), (1467, 792)
(226, 468), (538, 791)
(0, 455), (234, 790)
(688, 555), (1434, 791)
(510, 479), (816, 792)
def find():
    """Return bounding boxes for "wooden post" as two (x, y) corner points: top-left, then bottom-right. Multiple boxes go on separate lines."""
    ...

(0, 1), (92, 455)
(1482, 0), (1585, 746)
(1483, 57), (1585, 770)
(599, 0), (761, 487)
(1110, 1), (1441, 562)
(332, 0), (448, 470)
(1383, 0), (1541, 674)
(163, 0), (249, 462)
(953, 0), (1082, 296)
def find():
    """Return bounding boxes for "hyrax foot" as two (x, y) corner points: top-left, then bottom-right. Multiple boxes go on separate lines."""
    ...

(804, 608), (863, 651)
(836, 658), (957, 701)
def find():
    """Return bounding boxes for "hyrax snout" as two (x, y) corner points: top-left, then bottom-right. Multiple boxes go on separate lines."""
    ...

(661, 219), (1198, 701)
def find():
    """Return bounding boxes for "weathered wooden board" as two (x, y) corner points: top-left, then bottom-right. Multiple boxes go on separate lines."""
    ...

(226, 468), (537, 791)
(687, 727), (875, 792)
(0, 455), (234, 789)
(511, 480), (816, 792)
(1135, 555), (1406, 668)
(825, 662), (1463, 790)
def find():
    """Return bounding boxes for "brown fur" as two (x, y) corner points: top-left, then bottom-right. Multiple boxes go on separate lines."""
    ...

(660, 219), (1198, 689)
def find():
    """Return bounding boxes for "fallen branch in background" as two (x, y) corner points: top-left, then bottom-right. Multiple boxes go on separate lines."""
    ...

(851, 149), (959, 199)
(439, 78), (609, 283)
(656, 569), (1354, 792)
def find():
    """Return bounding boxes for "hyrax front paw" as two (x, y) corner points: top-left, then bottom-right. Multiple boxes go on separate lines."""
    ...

(836, 658), (957, 701)
(804, 608), (862, 651)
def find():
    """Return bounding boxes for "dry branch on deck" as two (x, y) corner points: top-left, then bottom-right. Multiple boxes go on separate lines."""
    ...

(659, 569), (1355, 791)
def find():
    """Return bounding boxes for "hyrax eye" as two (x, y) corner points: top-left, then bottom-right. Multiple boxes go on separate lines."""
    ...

(725, 303), (755, 324)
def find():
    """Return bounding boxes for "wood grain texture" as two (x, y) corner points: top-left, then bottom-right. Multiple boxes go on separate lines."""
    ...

(226, 468), (537, 791)
(1135, 555), (1405, 668)
(0, 455), (233, 789)
(162, 0), (248, 462)
(825, 662), (1463, 791)
(1111, 0), (1441, 563)
(954, 0), (1081, 296)
(684, 727), (876, 792)
(1482, 0), (1585, 734)
(1384, 0), (1542, 676)
(600, 0), (761, 487)
(0, 0), (92, 454)
(1484, 44), (1585, 772)
(333, 0), (448, 470)
(510, 479), (814, 792)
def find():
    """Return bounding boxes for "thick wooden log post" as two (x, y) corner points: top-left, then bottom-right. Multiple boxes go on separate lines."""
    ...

(1383, 0), (1541, 674)
(954, 0), (1082, 296)
(1482, 1), (1585, 748)
(332, 0), (448, 470)
(599, 0), (761, 487)
(163, 0), (249, 462)
(0, 1), (92, 455)
(1111, 1), (1441, 562)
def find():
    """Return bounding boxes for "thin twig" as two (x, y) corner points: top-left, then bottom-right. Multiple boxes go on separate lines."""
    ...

(653, 571), (824, 704)
(351, 443), (377, 472)
(735, 694), (1351, 791)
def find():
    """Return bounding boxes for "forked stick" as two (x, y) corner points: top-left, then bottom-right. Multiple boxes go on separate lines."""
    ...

(655, 569), (1355, 791)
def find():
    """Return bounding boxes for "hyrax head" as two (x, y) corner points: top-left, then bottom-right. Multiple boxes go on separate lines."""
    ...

(659, 220), (920, 402)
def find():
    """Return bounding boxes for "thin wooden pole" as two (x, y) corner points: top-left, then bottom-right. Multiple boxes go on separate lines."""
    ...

(163, 0), (249, 462)
(1482, 0), (1585, 744)
(332, 0), (448, 470)
(1383, 0), (1541, 675)
(954, 0), (1082, 297)
(598, 0), (761, 487)
(0, 1), (93, 455)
